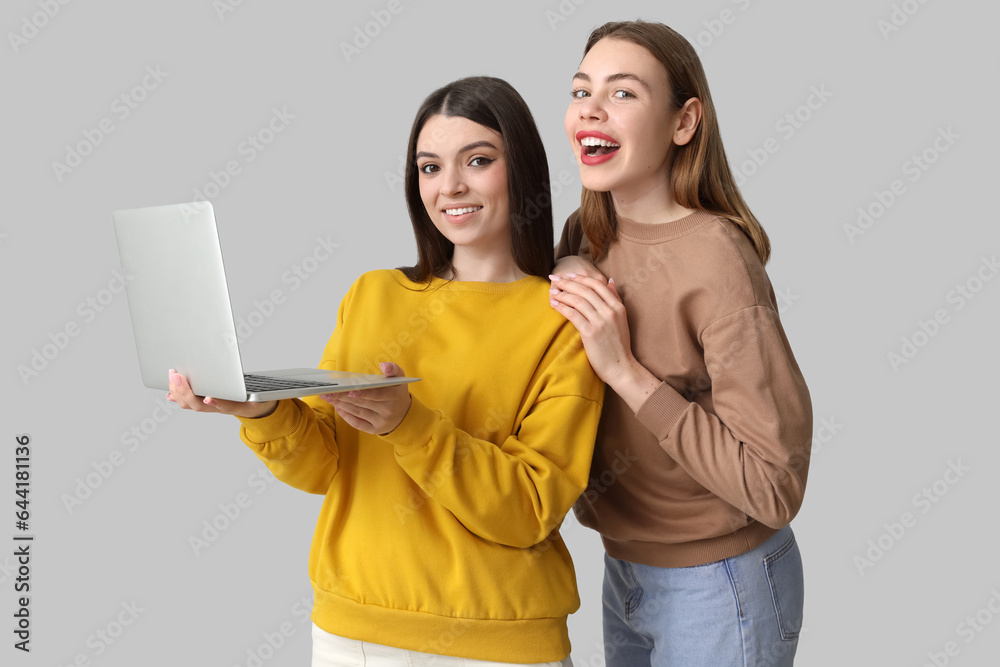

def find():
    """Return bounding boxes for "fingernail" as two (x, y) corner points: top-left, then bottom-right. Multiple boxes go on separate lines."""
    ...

(203, 397), (213, 405)
(549, 288), (561, 294)
(548, 274), (561, 281)
(609, 278), (615, 285)
(348, 390), (360, 398)
(166, 393), (174, 402)
(550, 299), (559, 307)
(566, 272), (578, 278)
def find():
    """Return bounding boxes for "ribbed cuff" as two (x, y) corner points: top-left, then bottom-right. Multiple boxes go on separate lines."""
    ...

(237, 399), (302, 448)
(379, 395), (439, 454)
(634, 382), (690, 440)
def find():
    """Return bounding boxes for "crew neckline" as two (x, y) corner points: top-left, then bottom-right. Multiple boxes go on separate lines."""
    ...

(616, 209), (717, 243)
(392, 270), (543, 294)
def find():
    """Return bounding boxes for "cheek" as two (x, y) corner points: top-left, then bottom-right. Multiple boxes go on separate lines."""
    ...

(417, 178), (436, 213)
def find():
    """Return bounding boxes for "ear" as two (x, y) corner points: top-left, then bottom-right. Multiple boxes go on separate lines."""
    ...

(673, 97), (703, 147)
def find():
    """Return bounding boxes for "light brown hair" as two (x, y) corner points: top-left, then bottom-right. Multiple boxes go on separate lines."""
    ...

(578, 20), (770, 264)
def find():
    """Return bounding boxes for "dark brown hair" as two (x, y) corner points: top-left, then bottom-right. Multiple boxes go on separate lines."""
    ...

(577, 20), (770, 264)
(400, 76), (553, 282)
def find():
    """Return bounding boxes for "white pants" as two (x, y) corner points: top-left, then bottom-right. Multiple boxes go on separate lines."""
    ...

(311, 623), (573, 667)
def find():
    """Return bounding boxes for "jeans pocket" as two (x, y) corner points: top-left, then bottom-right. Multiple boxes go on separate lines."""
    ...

(763, 533), (804, 641)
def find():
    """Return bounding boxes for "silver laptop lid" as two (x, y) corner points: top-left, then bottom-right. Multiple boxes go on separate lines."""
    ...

(112, 202), (248, 401)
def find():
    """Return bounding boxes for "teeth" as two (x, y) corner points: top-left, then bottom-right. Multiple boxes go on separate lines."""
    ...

(580, 137), (620, 148)
(445, 206), (482, 215)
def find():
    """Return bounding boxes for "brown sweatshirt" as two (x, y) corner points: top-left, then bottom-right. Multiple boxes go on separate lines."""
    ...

(555, 208), (812, 567)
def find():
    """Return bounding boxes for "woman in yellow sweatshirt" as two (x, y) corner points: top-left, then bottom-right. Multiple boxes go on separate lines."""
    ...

(167, 76), (603, 666)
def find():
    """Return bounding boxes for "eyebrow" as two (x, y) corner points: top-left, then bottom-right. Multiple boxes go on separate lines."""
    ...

(573, 71), (652, 92)
(415, 140), (500, 161)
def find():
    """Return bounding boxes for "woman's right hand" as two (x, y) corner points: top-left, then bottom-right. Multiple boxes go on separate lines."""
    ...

(167, 369), (278, 419)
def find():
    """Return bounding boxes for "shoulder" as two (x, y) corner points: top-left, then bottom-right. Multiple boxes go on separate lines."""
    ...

(337, 269), (415, 312)
(690, 214), (776, 314)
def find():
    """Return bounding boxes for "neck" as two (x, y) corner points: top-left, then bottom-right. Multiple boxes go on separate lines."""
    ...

(611, 177), (696, 224)
(449, 247), (527, 283)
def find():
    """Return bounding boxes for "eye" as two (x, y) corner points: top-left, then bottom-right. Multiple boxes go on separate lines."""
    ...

(418, 163), (439, 174)
(469, 157), (494, 167)
(570, 89), (590, 99)
(613, 90), (636, 100)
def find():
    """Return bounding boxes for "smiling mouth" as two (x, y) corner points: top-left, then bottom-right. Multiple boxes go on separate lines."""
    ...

(444, 206), (482, 216)
(580, 136), (621, 157)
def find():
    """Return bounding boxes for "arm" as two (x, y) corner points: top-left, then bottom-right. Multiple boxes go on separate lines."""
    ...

(334, 321), (604, 549)
(382, 388), (603, 548)
(167, 372), (341, 495)
(236, 393), (341, 495)
(551, 276), (811, 528)
(635, 306), (812, 528)
(234, 280), (366, 494)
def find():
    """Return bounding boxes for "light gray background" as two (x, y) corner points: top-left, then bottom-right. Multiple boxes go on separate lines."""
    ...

(3, 1), (998, 665)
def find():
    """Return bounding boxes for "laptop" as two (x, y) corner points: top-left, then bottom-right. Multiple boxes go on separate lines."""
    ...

(112, 201), (419, 402)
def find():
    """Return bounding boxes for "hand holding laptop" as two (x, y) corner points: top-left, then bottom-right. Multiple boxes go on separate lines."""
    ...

(167, 361), (413, 434)
(319, 362), (412, 435)
(167, 369), (277, 419)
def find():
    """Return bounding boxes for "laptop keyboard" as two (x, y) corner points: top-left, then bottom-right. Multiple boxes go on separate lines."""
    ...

(243, 374), (338, 392)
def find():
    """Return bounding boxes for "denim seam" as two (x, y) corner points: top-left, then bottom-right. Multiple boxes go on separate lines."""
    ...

(723, 558), (748, 666)
(622, 561), (644, 622)
(764, 533), (800, 641)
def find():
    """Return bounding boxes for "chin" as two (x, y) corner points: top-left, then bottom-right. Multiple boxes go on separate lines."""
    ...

(579, 173), (616, 194)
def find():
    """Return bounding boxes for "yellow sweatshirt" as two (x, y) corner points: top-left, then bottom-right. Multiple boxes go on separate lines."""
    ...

(236, 270), (604, 662)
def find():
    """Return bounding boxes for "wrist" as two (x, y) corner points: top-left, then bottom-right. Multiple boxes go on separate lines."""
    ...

(608, 359), (661, 413)
(242, 400), (279, 419)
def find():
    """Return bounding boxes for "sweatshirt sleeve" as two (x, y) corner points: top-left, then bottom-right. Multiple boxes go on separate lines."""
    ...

(236, 394), (340, 495)
(634, 305), (812, 528)
(234, 283), (360, 495)
(380, 327), (604, 549)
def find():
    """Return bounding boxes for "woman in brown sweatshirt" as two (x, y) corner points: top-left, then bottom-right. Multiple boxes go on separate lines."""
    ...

(550, 20), (812, 667)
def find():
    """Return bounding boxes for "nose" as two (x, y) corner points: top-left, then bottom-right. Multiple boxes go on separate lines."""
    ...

(439, 169), (467, 197)
(578, 95), (607, 122)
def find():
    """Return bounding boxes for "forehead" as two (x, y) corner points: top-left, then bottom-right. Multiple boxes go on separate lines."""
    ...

(416, 115), (503, 152)
(578, 37), (669, 85)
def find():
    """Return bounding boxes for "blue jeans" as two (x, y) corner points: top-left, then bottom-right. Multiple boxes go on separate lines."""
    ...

(602, 525), (803, 667)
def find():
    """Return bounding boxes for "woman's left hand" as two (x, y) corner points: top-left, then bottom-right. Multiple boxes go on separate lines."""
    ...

(320, 362), (412, 435)
(549, 274), (661, 409)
